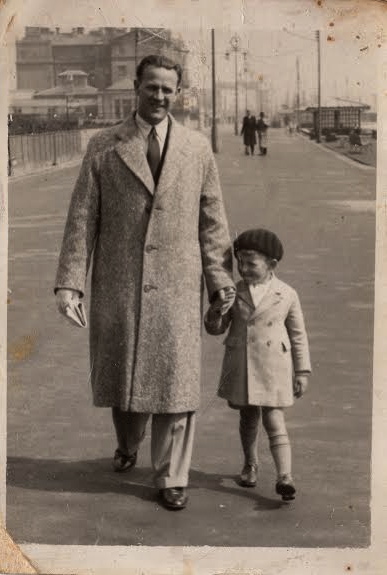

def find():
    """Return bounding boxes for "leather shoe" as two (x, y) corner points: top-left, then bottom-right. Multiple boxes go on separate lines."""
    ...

(240, 463), (258, 487)
(275, 474), (296, 501)
(159, 487), (188, 510)
(112, 449), (137, 472)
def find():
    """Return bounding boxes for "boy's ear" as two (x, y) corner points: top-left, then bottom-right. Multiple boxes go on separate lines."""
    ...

(270, 259), (278, 269)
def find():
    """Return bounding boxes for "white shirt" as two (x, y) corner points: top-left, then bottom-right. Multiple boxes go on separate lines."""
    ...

(135, 112), (169, 156)
(248, 275), (273, 308)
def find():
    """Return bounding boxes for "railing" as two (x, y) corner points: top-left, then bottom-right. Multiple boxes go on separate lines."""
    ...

(8, 130), (82, 176)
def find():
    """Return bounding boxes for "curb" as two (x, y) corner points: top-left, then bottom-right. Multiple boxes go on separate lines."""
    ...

(8, 158), (82, 182)
(298, 133), (375, 171)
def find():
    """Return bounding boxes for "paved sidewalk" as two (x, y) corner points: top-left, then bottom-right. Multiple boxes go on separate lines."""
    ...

(7, 127), (375, 547)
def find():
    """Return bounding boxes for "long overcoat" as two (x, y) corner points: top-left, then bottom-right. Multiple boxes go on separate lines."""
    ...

(55, 114), (234, 413)
(205, 277), (311, 407)
(241, 115), (257, 147)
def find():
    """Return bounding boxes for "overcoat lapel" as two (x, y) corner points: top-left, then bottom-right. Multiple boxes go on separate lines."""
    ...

(250, 277), (283, 320)
(114, 116), (155, 194)
(155, 116), (188, 198)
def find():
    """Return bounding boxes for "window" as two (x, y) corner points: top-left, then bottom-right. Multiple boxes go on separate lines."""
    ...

(118, 65), (127, 78)
(122, 99), (131, 117)
(114, 99), (121, 119)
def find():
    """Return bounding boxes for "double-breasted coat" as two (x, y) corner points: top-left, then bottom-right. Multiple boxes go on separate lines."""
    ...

(55, 114), (234, 413)
(205, 276), (311, 407)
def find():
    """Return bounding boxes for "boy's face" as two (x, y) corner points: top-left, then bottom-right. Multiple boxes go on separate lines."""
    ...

(237, 250), (274, 284)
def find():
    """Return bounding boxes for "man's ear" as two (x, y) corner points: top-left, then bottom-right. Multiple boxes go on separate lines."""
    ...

(270, 259), (278, 270)
(134, 79), (139, 92)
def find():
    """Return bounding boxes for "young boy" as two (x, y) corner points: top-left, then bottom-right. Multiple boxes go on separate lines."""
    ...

(205, 228), (311, 501)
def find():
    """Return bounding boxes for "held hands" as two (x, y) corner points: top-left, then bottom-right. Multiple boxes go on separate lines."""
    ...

(56, 288), (87, 328)
(209, 286), (236, 318)
(293, 375), (309, 398)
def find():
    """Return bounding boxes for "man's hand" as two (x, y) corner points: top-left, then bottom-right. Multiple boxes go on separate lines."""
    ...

(211, 286), (236, 316)
(56, 288), (86, 327)
(293, 375), (309, 398)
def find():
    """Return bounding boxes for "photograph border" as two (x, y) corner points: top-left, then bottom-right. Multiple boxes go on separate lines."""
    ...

(1, 0), (387, 573)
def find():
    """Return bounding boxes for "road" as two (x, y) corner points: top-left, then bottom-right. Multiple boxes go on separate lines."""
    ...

(6, 127), (375, 547)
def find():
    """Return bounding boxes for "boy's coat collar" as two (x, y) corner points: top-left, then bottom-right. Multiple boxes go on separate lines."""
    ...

(237, 276), (284, 318)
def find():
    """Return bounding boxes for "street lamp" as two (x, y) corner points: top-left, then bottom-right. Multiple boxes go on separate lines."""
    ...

(225, 34), (245, 136)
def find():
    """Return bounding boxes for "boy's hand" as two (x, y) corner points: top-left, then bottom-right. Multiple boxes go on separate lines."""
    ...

(293, 375), (309, 398)
(211, 286), (236, 315)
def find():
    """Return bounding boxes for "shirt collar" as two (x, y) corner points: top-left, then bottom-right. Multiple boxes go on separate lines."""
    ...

(135, 112), (169, 142)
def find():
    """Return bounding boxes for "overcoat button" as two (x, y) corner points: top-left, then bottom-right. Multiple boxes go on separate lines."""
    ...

(267, 321), (273, 326)
(267, 341), (271, 346)
(145, 205), (151, 214)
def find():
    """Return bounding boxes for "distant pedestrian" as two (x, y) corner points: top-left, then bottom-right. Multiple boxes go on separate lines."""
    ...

(241, 110), (257, 155)
(204, 229), (311, 501)
(256, 112), (268, 155)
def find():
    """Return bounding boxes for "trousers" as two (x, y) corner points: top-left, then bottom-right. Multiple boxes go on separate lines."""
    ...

(112, 408), (196, 489)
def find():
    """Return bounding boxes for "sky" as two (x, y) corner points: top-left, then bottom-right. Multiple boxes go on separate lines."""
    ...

(181, 27), (378, 111)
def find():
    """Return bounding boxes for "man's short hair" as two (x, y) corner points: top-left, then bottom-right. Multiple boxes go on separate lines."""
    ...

(136, 55), (183, 86)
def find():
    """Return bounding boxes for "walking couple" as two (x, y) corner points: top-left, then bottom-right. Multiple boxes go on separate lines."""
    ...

(241, 110), (269, 156)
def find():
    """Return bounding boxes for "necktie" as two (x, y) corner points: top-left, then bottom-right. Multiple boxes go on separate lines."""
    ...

(147, 126), (161, 181)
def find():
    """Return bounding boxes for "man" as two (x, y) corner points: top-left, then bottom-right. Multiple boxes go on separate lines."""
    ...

(256, 111), (268, 155)
(240, 109), (257, 156)
(55, 55), (235, 511)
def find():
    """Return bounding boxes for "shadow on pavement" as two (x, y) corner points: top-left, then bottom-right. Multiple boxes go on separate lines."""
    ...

(7, 456), (281, 511)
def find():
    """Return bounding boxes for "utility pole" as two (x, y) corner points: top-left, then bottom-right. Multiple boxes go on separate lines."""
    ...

(226, 34), (242, 136)
(211, 29), (218, 153)
(134, 28), (139, 70)
(296, 57), (300, 130)
(233, 42), (239, 135)
(316, 30), (321, 143)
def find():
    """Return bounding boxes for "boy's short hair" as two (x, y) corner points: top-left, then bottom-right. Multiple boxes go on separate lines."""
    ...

(234, 228), (284, 261)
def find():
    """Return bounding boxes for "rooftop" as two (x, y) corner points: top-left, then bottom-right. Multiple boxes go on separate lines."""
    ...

(34, 85), (98, 98)
(105, 77), (135, 91)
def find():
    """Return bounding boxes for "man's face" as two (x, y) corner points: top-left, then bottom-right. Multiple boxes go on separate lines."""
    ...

(134, 65), (180, 125)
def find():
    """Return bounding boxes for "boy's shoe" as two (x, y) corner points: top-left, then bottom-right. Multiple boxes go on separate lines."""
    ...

(240, 463), (258, 487)
(275, 474), (296, 501)
(113, 449), (137, 472)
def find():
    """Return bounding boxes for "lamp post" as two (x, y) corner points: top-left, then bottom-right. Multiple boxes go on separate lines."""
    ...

(315, 30), (321, 143)
(211, 29), (218, 153)
(226, 34), (244, 136)
(243, 51), (248, 109)
(52, 113), (58, 166)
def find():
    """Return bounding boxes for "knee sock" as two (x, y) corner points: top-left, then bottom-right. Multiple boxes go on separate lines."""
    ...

(268, 433), (292, 478)
(239, 409), (260, 466)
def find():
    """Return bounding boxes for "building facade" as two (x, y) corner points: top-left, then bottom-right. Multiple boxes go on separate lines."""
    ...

(16, 27), (126, 91)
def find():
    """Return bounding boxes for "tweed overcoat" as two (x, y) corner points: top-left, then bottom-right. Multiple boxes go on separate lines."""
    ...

(55, 114), (234, 413)
(205, 276), (311, 407)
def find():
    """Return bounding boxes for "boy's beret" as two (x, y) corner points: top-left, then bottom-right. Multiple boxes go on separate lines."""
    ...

(233, 228), (284, 261)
